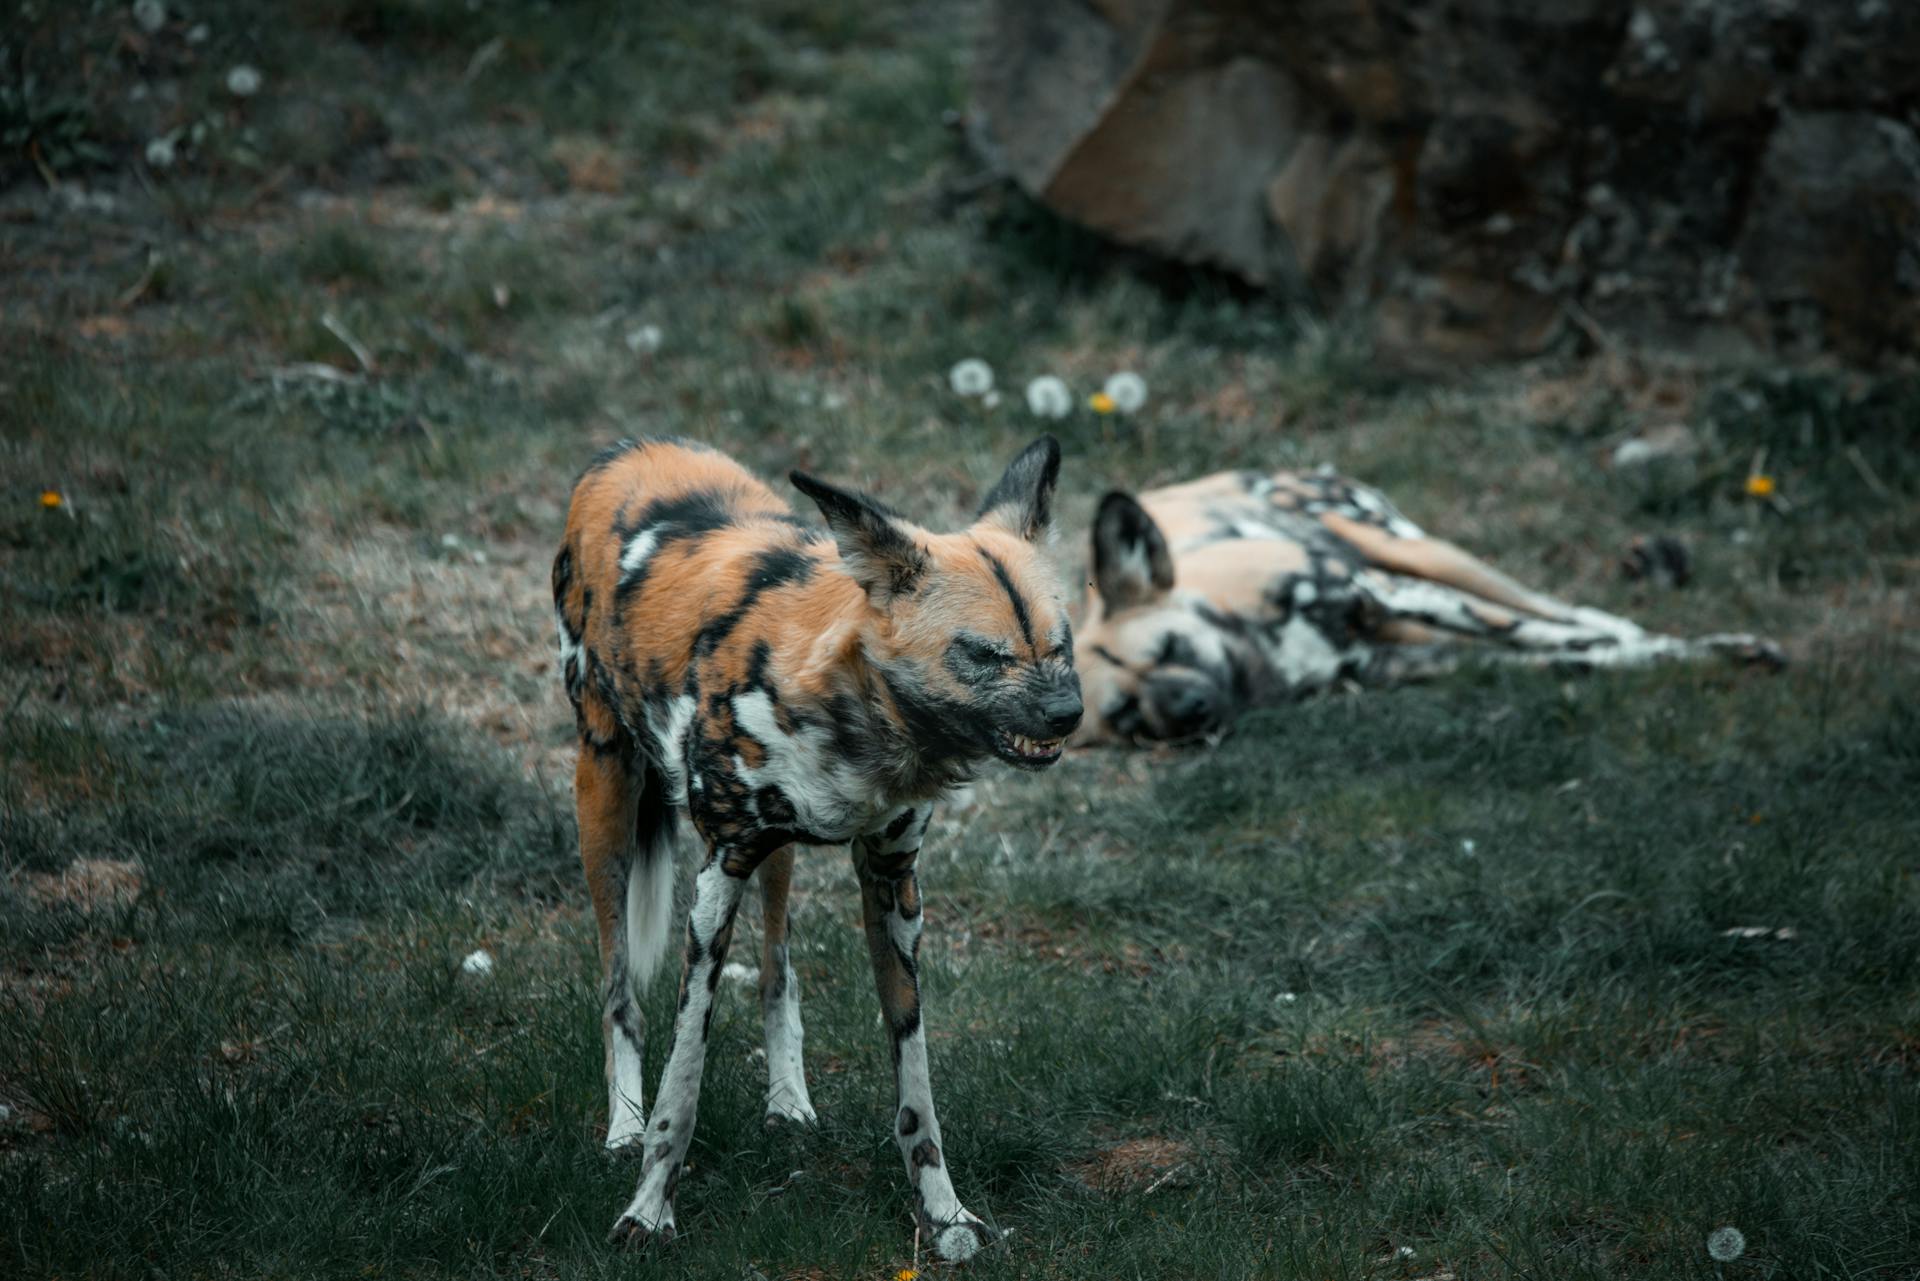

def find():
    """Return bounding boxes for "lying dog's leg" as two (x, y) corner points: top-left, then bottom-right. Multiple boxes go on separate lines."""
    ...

(757, 844), (817, 1127)
(853, 811), (998, 1263)
(576, 744), (650, 1154)
(1365, 572), (1783, 667)
(607, 848), (753, 1248)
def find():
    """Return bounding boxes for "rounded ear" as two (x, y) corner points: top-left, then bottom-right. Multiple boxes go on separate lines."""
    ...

(790, 470), (927, 604)
(975, 435), (1061, 542)
(1092, 490), (1173, 614)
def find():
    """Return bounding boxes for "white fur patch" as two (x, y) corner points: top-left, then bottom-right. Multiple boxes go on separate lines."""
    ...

(620, 526), (661, 574)
(730, 689), (880, 841)
(654, 693), (697, 805)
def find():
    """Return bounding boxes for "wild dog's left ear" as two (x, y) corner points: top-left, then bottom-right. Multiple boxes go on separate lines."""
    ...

(790, 470), (928, 604)
(975, 435), (1061, 543)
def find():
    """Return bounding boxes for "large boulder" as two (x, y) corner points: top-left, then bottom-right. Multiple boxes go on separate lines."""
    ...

(972, 0), (1920, 365)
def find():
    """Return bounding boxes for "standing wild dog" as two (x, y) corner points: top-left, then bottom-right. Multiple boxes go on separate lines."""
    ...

(552, 435), (1080, 1259)
(1074, 468), (1781, 744)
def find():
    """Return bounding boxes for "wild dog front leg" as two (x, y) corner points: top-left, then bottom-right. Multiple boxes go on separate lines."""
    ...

(853, 811), (999, 1263)
(757, 844), (818, 1126)
(607, 849), (753, 1248)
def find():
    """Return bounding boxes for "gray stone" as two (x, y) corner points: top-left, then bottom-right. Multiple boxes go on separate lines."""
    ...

(973, 0), (1920, 363)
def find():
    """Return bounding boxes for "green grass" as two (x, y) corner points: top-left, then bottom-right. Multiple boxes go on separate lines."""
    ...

(4, 1), (1919, 1278)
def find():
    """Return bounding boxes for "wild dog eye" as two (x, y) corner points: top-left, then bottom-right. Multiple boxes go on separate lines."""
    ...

(959, 637), (1014, 665)
(1152, 633), (1198, 667)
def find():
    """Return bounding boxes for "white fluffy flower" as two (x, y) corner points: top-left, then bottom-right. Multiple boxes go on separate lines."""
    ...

(1102, 370), (1148, 414)
(132, 0), (166, 34)
(1706, 1227), (1746, 1262)
(625, 324), (663, 355)
(226, 65), (263, 98)
(459, 949), (495, 977)
(144, 136), (176, 169)
(1024, 374), (1073, 419)
(949, 358), (994, 398)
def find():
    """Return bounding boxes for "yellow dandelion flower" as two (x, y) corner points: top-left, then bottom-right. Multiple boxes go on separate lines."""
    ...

(1744, 474), (1776, 498)
(1088, 391), (1116, 414)
(40, 489), (64, 509)
(895, 1270), (919, 1281)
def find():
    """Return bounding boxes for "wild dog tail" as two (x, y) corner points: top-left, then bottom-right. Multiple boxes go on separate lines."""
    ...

(625, 761), (681, 991)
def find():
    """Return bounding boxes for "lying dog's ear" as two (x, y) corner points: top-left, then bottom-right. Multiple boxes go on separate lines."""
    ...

(975, 436), (1061, 543)
(1093, 490), (1174, 614)
(791, 470), (928, 604)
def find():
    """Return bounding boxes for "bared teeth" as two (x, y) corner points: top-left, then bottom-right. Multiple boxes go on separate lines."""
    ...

(1006, 734), (1062, 757)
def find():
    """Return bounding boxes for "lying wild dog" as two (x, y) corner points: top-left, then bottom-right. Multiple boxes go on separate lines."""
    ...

(1072, 468), (1781, 744)
(552, 436), (1080, 1260)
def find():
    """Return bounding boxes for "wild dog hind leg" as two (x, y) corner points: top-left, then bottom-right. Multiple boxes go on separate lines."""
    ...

(757, 844), (817, 1126)
(854, 809), (999, 1263)
(607, 847), (754, 1247)
(575, 744), (650, 1153)
(1365, 572), (1782, 667)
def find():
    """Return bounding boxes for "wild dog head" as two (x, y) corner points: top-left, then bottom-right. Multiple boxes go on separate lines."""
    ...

(790, 437), (1082, 771)
(1073, 491), (1242, 745)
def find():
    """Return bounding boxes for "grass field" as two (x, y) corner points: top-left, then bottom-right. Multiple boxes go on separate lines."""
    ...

(4, 3), (1919, 1278)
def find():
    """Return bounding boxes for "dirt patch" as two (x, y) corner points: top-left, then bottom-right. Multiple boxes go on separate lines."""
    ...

(22, 858), (144, 913)
(1070, 1135), (1198, 1195)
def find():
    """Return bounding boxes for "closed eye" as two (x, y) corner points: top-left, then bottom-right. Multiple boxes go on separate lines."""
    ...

(960, 637), (1015, 664)
(1153, 633), (1199, 667)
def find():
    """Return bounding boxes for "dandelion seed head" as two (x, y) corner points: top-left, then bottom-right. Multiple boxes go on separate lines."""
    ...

(625, 324), (663, 355)
(949, 358), (994, 397)
(1025, 374), (1073, 420)
(459, 949), (494, 977)
(225, 64), (263, 98)
(1706, 1226), (1746, 1262)
(132, 0), (166, 34)
(1103, 370), (1148, 413)
(144, 136), (176, 170)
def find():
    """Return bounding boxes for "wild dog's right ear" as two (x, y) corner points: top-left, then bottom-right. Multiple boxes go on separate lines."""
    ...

(1092, 490), (1174, 614)
(791, 470), (928, 605)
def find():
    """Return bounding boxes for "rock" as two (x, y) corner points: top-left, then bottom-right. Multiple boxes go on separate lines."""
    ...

(973, 0), (1920, 364)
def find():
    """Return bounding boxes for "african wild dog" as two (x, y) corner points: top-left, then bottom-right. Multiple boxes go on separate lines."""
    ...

(552, 435), (1079, 1259)
(1073, 467), (1781, 744)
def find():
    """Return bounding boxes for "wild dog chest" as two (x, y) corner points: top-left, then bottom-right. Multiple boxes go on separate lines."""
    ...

(640, 677), (908, 852)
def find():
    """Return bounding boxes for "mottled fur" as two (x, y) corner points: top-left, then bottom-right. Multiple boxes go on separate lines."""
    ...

(1074, 467), (1781, 744)
(554, 436), (1079, 1259)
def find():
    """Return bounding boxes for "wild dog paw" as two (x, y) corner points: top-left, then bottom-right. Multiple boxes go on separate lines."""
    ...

(606, 1208), (675, 1249)
(603, 1120), (648, 1156)
(763, 1096), (819, 1129)
(920, 1210), (1002, 1263)
(1708, 634), (1787, 670)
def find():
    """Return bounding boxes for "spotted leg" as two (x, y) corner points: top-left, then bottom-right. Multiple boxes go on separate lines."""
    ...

(853, 809), (999, 1263)
(758, 844), (817, 1126)
(606, 848), (754, 1248)
(1364, 572), (1784, 668)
